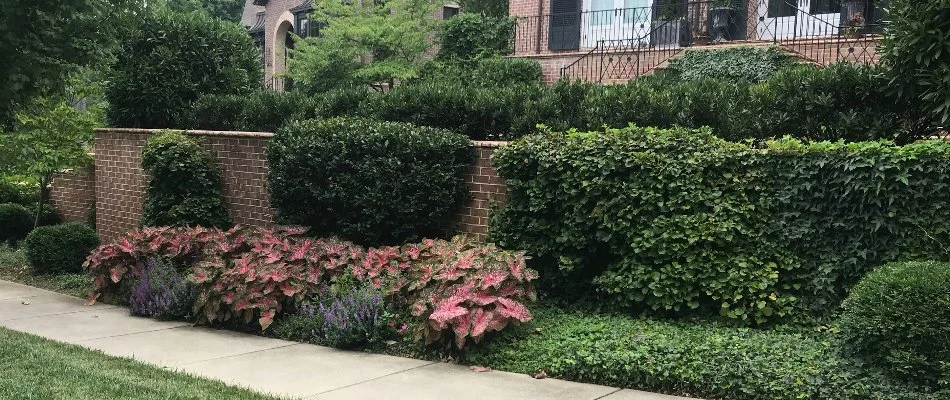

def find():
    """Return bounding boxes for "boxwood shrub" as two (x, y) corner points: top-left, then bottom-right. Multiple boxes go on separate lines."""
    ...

(838, 261), (950, 387)
(268, 117), (472, 246)
(141, 131), (230, 228)
(0, 203), (34, 245)
(23, 221), (100, 275)
(490, 127), (950, 322)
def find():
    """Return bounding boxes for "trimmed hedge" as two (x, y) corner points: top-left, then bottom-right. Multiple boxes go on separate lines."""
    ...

(106, 10), (261, 128)
(23, 222), (100, 275)
(416, 58), (543, 87)
(466, 306), (941, 400)
(838, 261), (950, 387)
(663, 46), (793, 82)
(489, 127), (950, 322)
(141, 131), (230, 228)
(268, 118), (473, 246)
(0, 203), (34, 245)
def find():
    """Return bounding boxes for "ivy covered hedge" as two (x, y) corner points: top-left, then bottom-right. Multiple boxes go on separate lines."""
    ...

(662, 45), (793, 82)
(489, 126), (950, 323)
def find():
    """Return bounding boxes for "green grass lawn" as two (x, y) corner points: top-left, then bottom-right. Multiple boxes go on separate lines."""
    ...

(0, 327), (285, 400)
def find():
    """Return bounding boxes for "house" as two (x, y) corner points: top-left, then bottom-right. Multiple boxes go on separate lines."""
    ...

(508, 0), (888, 83)
(240, 0), (461, 90)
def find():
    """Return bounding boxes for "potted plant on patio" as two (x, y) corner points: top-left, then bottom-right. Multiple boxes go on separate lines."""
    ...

(843, 11), (866, 38)
(651, 6), (690, 46)
(707, 0), (734, 43)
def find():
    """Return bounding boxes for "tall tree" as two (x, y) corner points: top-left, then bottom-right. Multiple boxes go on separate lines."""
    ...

(459, 0), (508, 17)
(0, 0), (139, 127)
(289, 0), (442, 92)
(164, 0), (245, 22)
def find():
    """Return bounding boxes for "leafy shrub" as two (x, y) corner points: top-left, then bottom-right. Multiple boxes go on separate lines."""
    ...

(490, 127), (950, 323)
(353, 236), (537, 349)
(417, 58), (543, 87)
(23, 222), (99, 275)
(880, 0), (950, 127)
(437, 13), (514, 60)
(189, 229), (364, 329)
(0, 203), (34, 245)
(130, 257), (197, 320)
(271, 312), (325, 342)
(663, 46), (793, 82)
(268, 117), (472, 245)
(0, 180), (32, 206)
(307, 287), (388, 348)
(141, 131), (230, 229)
(838, 261), (950, 387)
(106, 9), (261, 128)
(466, 306), (939, 400)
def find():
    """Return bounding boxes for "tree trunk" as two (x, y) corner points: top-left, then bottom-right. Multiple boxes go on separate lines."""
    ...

(33, 177), (47, 229)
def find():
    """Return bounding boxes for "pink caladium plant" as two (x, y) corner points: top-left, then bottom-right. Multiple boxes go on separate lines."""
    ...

(356, 236), (538, 349)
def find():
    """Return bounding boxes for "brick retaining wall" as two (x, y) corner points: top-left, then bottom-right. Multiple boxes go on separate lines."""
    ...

(50, 128), (508, 243)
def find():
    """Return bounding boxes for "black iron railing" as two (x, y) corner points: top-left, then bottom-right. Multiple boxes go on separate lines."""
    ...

(264, 76), (293, 92)
(512, 0), (886, 82)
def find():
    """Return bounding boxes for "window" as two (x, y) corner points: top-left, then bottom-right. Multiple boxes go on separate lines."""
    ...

(443, 6), (460, 19)
(623, 0), (649, 24)
(589, 0), (614, 26)
(810, 0), (841, 14)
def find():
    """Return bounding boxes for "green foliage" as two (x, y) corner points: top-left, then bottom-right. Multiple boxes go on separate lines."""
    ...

(0, 98), (97, 228)
(0, 203), (33, 245)
(880, 0), (950, 127)
(663, 46), (793, 82)
(289, 0), (442, 91)
(106, 9), (261, 128)
(417, 58), (542, 87)
(162, 0), (245, 22)
(141, 131), (230, 228)
(188, 88), (373, 132)
(437, 13), (514, 60)
(466, 306), (941, 400)
(490, 128), (950, 323)
(23, 222), (100, 275)
(458, 0), (508, 17)
(268, 118), (472, 246)
(0, 179), (32, 206)
(838, 261), (950, 387)
(0, 0), (136, 127)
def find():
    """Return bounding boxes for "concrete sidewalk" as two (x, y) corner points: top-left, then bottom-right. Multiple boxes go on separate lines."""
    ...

(0, 280), (687, 400)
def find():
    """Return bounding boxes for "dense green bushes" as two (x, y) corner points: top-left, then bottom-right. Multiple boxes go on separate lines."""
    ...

(141, 131), (230, 228)
(416, 58), (542, 87)
(466, 306), (941, 400)
(106, 10), (261, 128)
(0, 203), (33, 245)
(187, 62), (920, 143)
(437, 13), (515, 60)
(23, 222), (100, 275)
(490, 127), (950, 322)
(838, 261), (950, 387)
(663, 46), (793, 82)
(268, 118), (472, 245)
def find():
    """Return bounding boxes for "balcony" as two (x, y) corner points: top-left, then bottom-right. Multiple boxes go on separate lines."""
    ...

(509, 0), (886, 82)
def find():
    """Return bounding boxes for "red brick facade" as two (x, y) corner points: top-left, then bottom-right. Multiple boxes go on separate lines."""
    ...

(50, 129), (507, 243)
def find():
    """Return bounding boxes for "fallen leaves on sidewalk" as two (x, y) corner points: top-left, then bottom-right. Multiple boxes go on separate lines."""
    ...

(469, 366), (492, 373)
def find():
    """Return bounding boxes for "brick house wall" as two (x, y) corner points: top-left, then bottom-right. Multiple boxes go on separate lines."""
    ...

(50, 129), (507, 243)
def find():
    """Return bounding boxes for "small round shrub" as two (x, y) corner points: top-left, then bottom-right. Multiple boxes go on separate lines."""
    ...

(0, 180), (31, 205)
(141, 131), (230, 228)
(268, 117), (472, 246)
(23, 221), (100, 275)
(838, 261), (950, 387)
(0, 203), (34, 245)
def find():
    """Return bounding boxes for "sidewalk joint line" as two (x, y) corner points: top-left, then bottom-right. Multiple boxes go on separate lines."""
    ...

(72, 324), (192, 343)
(594, 388), (623, 399)
(178, 342), (303, 366)
(0, 305), (120, 322)
(306, 361), (439, 397)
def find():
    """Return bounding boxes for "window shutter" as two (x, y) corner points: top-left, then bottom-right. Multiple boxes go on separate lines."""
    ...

(548, 0), (581, 51)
